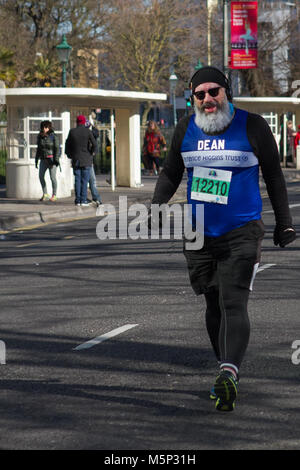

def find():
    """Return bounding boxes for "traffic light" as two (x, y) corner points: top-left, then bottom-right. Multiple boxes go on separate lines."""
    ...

(184, 89), (192, 111)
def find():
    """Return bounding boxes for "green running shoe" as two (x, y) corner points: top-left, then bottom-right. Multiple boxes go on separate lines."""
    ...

(214, 370), (238, 412)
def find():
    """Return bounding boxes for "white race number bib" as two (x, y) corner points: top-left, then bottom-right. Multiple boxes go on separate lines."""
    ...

(191, 167), (232, 205)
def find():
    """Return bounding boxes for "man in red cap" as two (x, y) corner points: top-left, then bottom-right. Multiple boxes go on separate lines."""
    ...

(149, 66), (296, 412)
(65, 115), (96, 206)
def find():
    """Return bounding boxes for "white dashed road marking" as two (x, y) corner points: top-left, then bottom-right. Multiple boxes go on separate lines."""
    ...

(73, 266), (277, 351)
(73, 324), (139, 350)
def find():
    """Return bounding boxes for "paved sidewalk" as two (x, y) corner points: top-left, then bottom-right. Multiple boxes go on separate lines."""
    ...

(0, 168), (299, 233)
(0, 174), (187, 232)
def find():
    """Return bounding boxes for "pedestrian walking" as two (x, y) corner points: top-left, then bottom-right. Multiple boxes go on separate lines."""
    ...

(142, 120), (167, 175)
(149, 66), (296, 412)
(287, 120), (297, 165)
(35, 120), (60, 202)
(85, 119), (102, 207)
(294, 124), (300, 155)
(65, 115), (96, 206)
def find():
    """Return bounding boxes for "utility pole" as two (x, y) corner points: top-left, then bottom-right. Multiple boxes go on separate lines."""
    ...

(207, 0), (219, 66)
(223, 0), (230, 77)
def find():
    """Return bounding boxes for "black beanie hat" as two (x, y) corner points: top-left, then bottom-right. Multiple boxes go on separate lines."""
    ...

(190, 66), (230, 94)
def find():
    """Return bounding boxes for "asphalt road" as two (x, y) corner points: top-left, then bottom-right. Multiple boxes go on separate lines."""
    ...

(0, 179), (300, 452)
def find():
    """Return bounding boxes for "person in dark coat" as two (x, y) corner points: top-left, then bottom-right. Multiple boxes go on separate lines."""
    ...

(65, 115), (96, 206)
(85, 119), (102, 207)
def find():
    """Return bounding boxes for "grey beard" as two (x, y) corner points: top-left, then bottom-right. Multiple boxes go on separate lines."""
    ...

(194, 97), (232, 134)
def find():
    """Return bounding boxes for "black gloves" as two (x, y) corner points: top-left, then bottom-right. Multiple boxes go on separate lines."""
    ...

(35, 158), (38, 169)
(54, 158), (60, 167)
(273, 224), (296, 248)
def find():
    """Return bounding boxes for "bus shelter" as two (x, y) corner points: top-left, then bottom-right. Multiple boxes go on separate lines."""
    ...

(4, 88), (167, 199)
(233, 96), (300, 167)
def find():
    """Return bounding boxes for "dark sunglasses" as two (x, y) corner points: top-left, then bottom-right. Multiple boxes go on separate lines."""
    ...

(193, 87), (221, 100)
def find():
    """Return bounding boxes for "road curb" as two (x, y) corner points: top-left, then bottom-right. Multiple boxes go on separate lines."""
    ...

(0, 183), (186, 232)
(0, 194), (154, 232)
(40, 206), (96, 224)
(0, 213), (43, 231)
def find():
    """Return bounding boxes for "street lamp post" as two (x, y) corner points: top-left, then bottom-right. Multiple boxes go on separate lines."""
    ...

(56, 35), (72, 87)
(169, 67), (178, 127)
(223, 0), (230, 77)
(207, 0), (218, 66)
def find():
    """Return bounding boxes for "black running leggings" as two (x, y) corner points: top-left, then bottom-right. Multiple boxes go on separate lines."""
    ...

(183, 220), (264, 370)
(205, 286), (250, 368)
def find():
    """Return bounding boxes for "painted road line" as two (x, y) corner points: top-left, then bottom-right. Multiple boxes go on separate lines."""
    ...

(7, 214), (99, 234)
(73, 324), (139, 351)
(12, 224), (50, 232)
(17, 242), (39, 248)
(257, 263), (276, 273)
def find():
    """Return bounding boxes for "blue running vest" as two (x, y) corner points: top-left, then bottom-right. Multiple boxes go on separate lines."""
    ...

(181, 109), (262, 237)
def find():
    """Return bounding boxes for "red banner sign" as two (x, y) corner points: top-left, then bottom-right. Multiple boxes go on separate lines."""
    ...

(231, 1), (258, 69)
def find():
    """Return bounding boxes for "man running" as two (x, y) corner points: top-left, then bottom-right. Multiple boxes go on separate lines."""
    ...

(150, 66), (296, 411)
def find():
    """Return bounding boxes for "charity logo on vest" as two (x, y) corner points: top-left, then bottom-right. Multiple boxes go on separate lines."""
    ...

(182, 150), (258, 168)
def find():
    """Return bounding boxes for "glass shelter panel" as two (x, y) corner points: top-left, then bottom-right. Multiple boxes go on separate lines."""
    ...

(7, 107), (64, 160)
(28, 113), (63, 159)
(261, 112), (278, 136)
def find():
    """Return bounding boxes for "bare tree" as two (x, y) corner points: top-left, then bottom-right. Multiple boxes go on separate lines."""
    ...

(240, 7), (300, 97)
(0, 2), (33, 86)
(0, 0), (109, 86)
(98, 0), (207, 121)
(0, 47), (16, 86)
(208, 1), (300, 97)
(1, 0), (297, 100)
